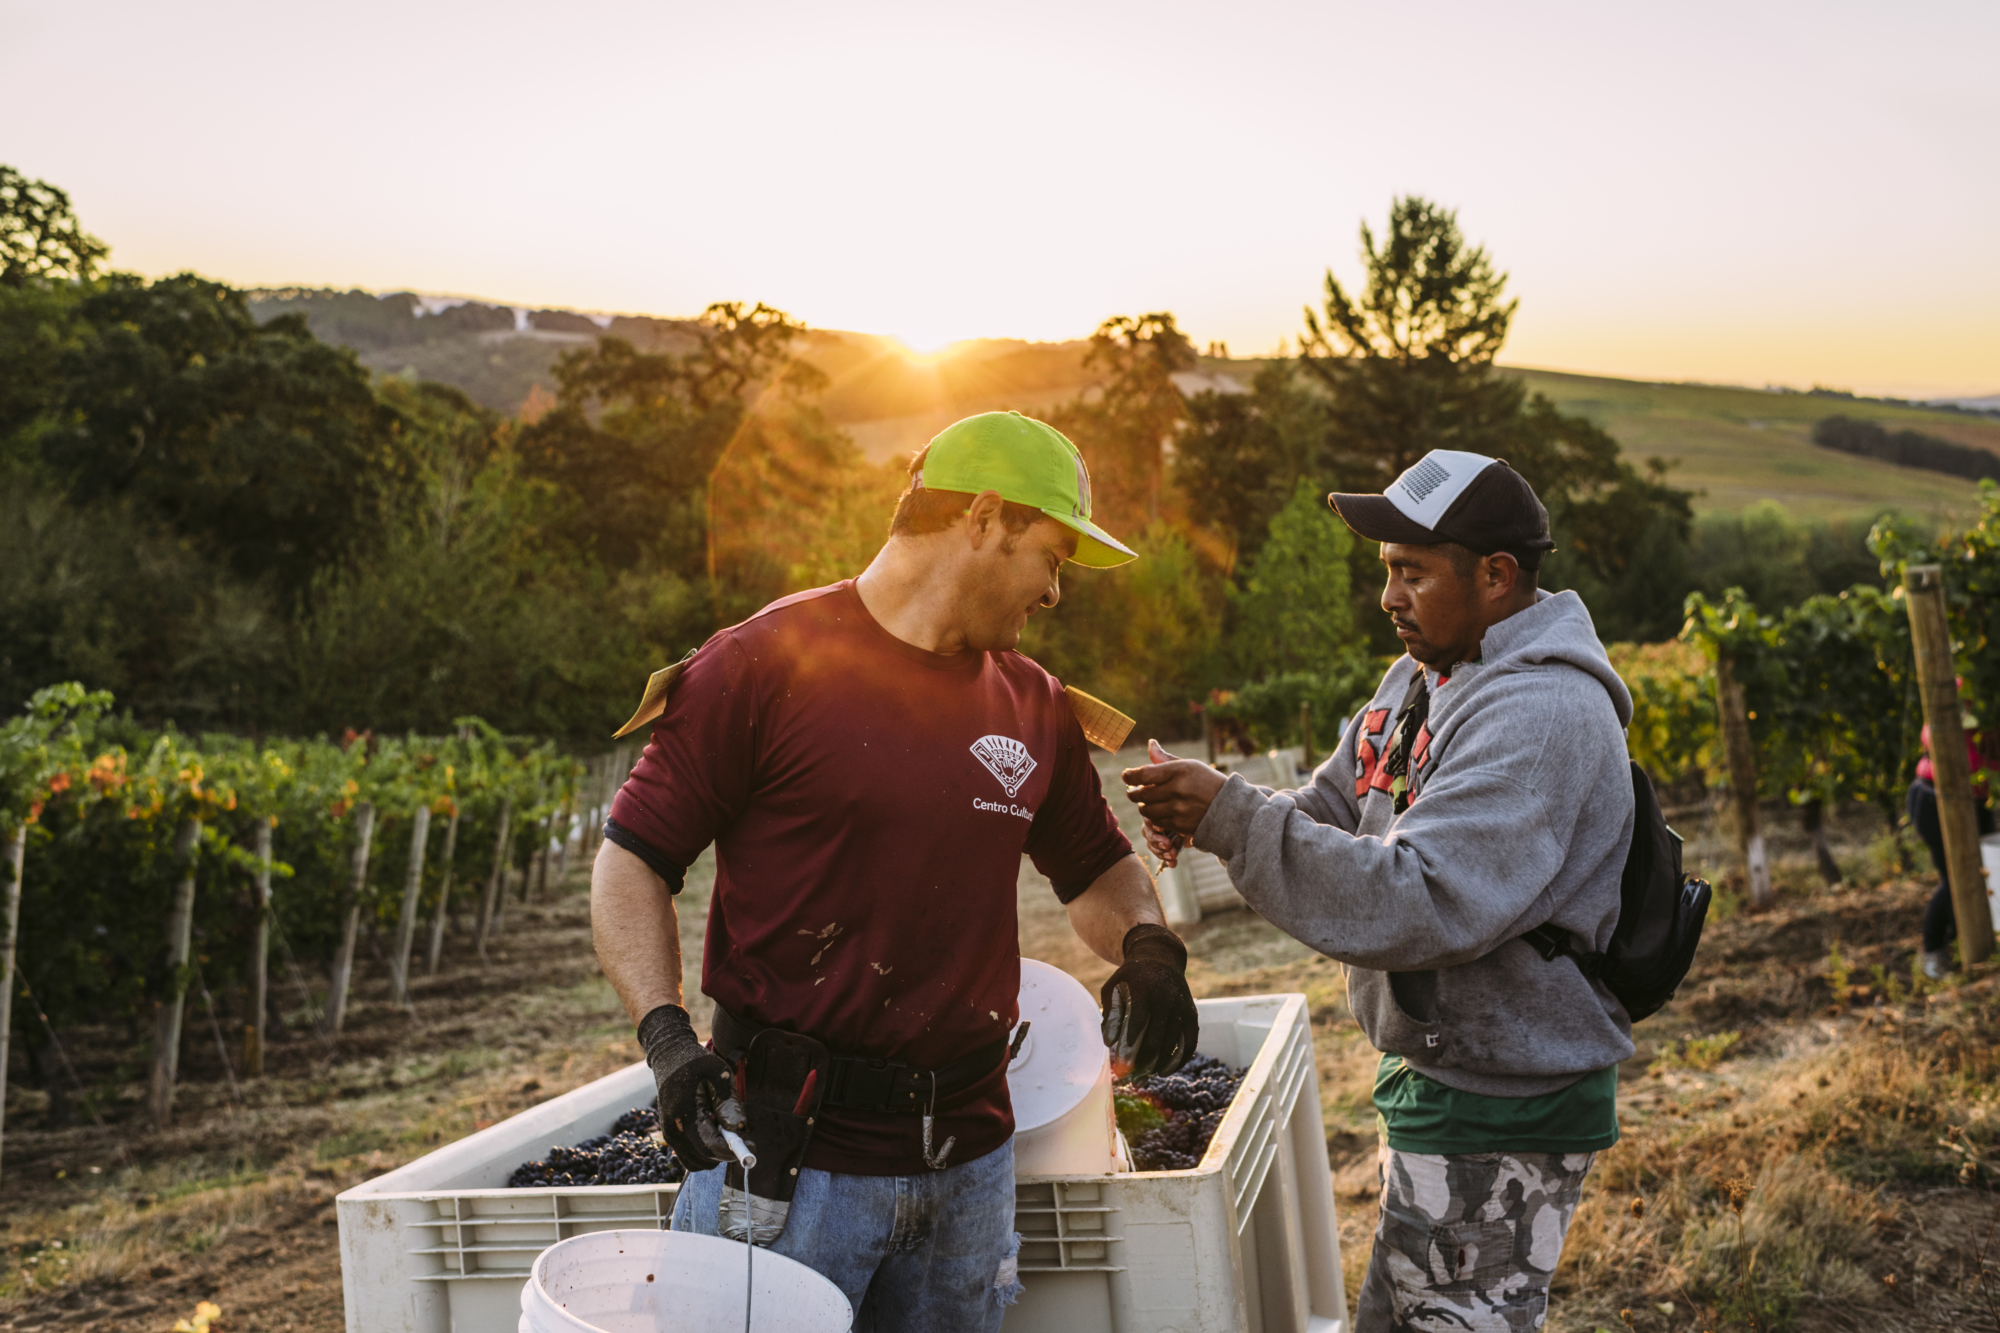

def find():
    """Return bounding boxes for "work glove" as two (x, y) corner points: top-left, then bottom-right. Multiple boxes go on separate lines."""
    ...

(636, 1003), (735, 1172)
(1099, 923), (1199, 1079)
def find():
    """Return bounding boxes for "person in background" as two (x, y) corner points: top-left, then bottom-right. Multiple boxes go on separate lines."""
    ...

(1906, 718), (1997, 979)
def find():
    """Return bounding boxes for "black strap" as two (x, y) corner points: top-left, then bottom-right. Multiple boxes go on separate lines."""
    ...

(1521, 923), (1607, 980)
(710, 1003), (1008, 1115)
(1382, 671), (1432, 814)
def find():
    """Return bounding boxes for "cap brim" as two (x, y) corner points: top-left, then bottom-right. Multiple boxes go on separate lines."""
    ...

(1328, 492), (1440, 545)
(1047, 510), (1138, 568)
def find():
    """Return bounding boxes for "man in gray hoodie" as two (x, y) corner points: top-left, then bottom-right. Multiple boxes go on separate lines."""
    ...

(1125, 450), (1635, 1332)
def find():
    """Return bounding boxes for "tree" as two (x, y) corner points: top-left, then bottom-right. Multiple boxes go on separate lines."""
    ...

(1048, 313), (1197, 532)
(0, 166), (107, 288)
(517, 301), (818, 580)
(44, 274), (407, 606)
(1287, 196), (1695, 643)
(1229, 481), (1355, 679)
(1299, 197), (1524, 485)
(1177, 361), (1334, 568)
(1019, 522), (1226, 738)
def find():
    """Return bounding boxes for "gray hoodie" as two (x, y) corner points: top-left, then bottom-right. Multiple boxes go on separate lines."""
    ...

(1193, 590), (1636, 1097)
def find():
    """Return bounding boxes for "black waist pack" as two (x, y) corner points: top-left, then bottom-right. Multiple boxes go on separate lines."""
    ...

(1520, 760), (1711, 1022)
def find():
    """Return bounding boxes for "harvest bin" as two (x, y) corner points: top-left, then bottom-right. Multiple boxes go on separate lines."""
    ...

(337, 993), (1347, 1333)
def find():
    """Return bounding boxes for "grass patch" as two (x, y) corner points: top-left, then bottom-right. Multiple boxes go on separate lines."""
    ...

(1651, 1030), (1743, 1074)
(1554, 960), (2000, 1330)
(0, 1159), (322, 1299)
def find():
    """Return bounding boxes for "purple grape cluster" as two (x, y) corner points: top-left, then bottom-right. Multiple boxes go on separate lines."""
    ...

(1119, 1055), (1244, 1172)
(506, 1104), (688, 1188)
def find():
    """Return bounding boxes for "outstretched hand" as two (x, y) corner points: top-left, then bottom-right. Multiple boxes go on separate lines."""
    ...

(1123, 740), (1227, 847)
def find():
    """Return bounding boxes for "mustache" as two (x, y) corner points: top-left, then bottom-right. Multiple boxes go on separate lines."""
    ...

(1391, 617), (1421, 634)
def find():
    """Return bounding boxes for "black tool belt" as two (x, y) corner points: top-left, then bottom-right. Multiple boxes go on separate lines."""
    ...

(710, 1003), (1007, 1115)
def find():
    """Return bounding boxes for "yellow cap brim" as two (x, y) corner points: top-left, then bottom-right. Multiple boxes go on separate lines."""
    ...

(1047, 510), (1137, 568)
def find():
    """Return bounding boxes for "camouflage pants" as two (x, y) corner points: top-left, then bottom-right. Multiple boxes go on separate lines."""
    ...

(1356, 1143), (1596, 1332)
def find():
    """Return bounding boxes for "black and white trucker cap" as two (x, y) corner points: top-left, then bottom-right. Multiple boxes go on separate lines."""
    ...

(1329, 450), (1557, 570)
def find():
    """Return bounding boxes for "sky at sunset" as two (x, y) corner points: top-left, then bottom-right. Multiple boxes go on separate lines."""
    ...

(5, 0), (1994, 397)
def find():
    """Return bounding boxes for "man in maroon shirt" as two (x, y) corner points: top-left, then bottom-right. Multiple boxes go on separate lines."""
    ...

(592, 411), (1197, 1329)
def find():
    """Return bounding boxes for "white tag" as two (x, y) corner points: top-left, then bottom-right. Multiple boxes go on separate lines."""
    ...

(1387, 450), (1497, 529)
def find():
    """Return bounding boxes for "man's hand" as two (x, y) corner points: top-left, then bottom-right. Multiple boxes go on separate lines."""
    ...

(1123, 741), (1228, 842)
(636, 1003), (735, 1171)
(1100, 923), (1199, 1079)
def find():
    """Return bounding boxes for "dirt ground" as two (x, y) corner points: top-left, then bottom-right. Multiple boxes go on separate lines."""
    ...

(1, 778), (1994, 1331)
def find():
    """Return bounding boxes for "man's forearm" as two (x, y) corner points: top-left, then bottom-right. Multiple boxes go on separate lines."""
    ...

(1065, 853), (1168, 964)
(591, 841), (684, 1023)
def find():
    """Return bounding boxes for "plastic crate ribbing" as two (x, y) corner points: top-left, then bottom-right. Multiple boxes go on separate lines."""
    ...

(1006, 993), (1346, 1333)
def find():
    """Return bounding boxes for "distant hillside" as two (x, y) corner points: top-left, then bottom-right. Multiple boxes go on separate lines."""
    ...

(1510, 368), (2000, 521)
(249, 288), (2000, 522)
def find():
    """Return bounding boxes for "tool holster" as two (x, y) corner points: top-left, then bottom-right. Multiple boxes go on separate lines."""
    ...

(715, 1028), (830, 1246)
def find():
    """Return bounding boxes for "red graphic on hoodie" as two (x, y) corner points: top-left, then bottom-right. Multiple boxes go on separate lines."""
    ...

(1354, 709), (1396, 798)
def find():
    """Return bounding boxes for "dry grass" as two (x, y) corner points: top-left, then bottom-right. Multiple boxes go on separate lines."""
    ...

(1548, 876), (2000, 1331)
(1, 1158), (323, 1300)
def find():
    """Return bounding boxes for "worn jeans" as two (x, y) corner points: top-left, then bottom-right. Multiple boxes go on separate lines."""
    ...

(1358, 1143), (1596, 1331)
(671, 1138), (1022, 1331)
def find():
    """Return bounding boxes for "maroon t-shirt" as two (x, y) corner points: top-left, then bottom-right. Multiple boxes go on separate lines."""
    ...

(609, 580), (1132, 1175)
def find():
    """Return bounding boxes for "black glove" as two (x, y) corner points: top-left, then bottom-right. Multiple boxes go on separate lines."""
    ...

(1099, 923), (1199, 1079)
(637, 1003), (735, 1172)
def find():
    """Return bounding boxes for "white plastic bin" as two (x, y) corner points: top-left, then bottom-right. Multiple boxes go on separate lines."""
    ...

(1982, 833), (2000, 933)
(337, 993), (1345, 1333)
(1007, 993), (1345, 1333)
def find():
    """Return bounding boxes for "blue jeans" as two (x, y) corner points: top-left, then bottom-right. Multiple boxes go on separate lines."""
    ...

(671, 1139), (1022, 1331)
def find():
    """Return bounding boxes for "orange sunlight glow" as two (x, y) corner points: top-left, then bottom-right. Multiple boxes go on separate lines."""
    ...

(892, 329), (973, 360)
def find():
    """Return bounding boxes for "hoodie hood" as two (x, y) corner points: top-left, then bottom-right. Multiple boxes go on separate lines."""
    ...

(1457, 589), (1632, 728)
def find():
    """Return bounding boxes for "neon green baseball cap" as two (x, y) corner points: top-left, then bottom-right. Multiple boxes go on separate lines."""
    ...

(916, 411), (1137, 568)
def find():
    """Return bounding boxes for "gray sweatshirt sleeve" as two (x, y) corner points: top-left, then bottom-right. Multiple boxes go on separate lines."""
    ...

(1284, 711), (1363, 833)
(1193, 671), (1606, 972)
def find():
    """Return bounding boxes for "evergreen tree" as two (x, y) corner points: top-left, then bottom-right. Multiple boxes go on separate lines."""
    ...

(1178, 361), (1333, 566)
(1299, 197), (1524, 485)
(1230, 480), (1354, 678)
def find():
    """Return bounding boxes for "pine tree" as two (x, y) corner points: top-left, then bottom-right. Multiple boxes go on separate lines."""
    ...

(1299, 197), (1523, 485)
(1230, 481), (1355, 679)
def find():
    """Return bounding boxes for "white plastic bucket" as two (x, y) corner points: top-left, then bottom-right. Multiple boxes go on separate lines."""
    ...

(1981, 834), (2000, 933)
(1009, 959), (1120, 1176)
(518, 1229), (851, 1333)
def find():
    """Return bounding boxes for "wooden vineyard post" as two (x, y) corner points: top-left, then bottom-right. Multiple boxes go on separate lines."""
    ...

(246, 821), (273, 1077)
(390, 804), (433, 1007)
(326, 802), (378, 1034)
(148, 817), (202, 1125)
(425, 805), (461, 977)
(1904, 564), (1994, 966)
(1300, 700), (1314, 770)
(475, 798), (512, 960)
(1715, 653), (1773, 909)
(0, 825), (25, 1182)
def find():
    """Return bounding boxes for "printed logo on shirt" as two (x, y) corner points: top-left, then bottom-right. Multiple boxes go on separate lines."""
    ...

(973, 796), (1035, 821)
(970, 735), (1038, 797)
